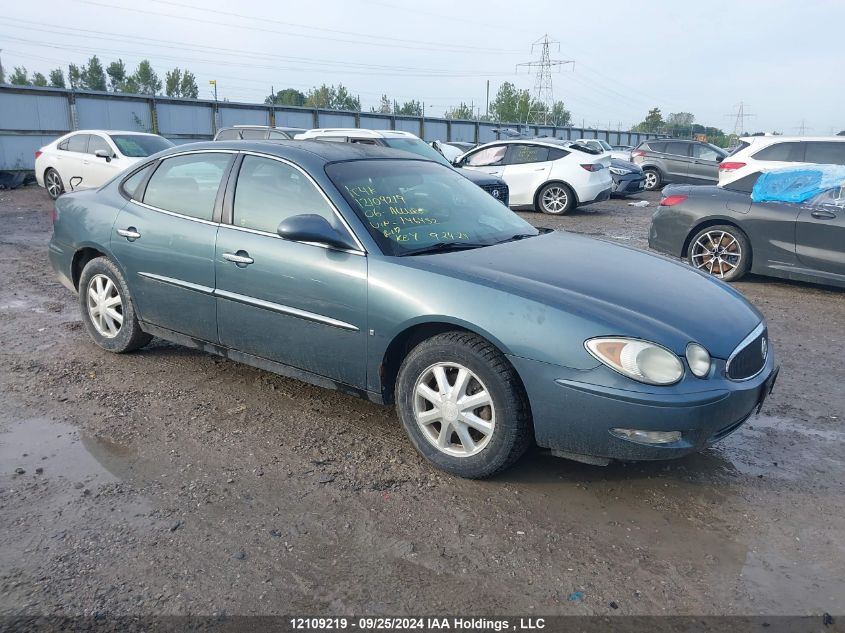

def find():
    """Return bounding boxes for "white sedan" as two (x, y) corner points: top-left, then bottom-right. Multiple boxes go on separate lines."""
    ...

(36, 130), (174, 199)
(456, 139), (611, 214)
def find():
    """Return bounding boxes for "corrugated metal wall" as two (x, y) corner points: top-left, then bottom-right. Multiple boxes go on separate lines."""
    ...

(0, 85), (660, 170)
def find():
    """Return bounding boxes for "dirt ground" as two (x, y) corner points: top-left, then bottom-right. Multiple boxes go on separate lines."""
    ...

(0, 185), (843, 618)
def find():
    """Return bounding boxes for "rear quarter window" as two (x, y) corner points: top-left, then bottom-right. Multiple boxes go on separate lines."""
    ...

(215, 129), (240, 141)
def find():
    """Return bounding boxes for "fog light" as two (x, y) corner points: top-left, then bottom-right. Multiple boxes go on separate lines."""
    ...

(610, 428), (682, 445)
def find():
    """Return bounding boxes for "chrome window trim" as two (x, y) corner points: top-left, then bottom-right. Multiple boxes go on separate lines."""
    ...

(236, 150), (367, 254)
(215, 289), (359, 331)
(128, 149), (237, 223)
(725, 322), (768, 382)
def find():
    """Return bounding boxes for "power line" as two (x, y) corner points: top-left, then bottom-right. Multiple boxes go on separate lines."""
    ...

(516, 35), (574, 125)
(725, 101), (755, 137)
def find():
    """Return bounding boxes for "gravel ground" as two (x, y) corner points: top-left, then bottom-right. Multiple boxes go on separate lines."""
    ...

(0, 185), (843, 618)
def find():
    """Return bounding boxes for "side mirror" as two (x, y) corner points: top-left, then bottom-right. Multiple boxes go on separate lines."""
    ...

(95, 149), (112, 162)
(277, 214), (357, 251)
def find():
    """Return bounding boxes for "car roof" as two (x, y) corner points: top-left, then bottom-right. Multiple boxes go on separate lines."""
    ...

(739, 135), (845, 143)
(158, 139), (431, 164)
(299, 128), (418, 139)
(224, 125), (304, 131)
(65, 130), (160, 136)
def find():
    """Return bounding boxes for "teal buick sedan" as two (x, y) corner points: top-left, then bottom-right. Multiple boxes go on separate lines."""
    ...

(49, 141), (778, 478)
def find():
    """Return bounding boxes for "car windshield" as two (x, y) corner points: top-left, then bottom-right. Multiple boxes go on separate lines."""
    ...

(327, 160), (538, 256)
(109, 134), (174, 157)
(382, 138), (452, 167)
(598, 140), (613, 151)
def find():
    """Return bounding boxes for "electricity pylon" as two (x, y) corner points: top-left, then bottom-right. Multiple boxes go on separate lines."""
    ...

(516, 35), (574, 125)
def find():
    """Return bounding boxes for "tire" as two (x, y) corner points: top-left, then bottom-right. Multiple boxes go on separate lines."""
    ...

(78, 257), (152, 353)
(395, 331), (532, 479)
(45, 168), (65, 200)
(536, 182), (575, 215)
(643, 168), (661, 191)
(687, 225), (752, 282)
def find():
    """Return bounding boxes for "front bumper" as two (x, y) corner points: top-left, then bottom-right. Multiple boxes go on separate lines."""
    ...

(611, 174), (645, 196)
(508, 349), (778, 461)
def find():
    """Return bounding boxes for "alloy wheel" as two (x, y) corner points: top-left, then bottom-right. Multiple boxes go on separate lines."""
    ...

(644, 171), (658, 190)
(413, 362), (495, 457)
(46, 171), (62, 198)
(541, 186), (569, 213)
(690, 230), (742, 278)
(86, 274), (124, 338)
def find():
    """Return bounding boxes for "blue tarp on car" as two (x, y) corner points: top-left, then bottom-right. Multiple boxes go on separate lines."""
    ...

(751, 165), (845, 203)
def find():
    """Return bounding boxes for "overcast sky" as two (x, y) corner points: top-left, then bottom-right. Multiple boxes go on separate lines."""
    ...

(2, 0), (842, 133)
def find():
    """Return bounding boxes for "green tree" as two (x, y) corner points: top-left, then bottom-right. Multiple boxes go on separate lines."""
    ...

(80, 55), (107, 91)
(106, 59), (126, 91)
(445, 102), (475, 120)
(10, 66), (30, 86)
(549, 101), (572, 126)
(179, 70), (198, 98)
(666, 112), (695, 137)
(305, 83), (359, 111)
(333, 84), (360, 111)
(49, 68), (65, 88)
(0, 58), (5, 84)
(31, 72), (48, 87)
(165, 67), (182, 97)
(371, 94), (392, 114)
(633, 107), (664, 133)
(68, 64), (82, 89)
(489, 82), (540, 123)
(132, 60), (162, 95)
(265, 87), (306, 106)
(397, 100), (422, 116)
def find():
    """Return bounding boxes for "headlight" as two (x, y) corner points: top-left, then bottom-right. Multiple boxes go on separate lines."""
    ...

(685, 343), (711, 378)
(609, 166), (632, 176)
(585, 337), (684, 385)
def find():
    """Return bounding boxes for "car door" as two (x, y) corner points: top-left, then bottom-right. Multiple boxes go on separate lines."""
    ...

(57, 133), (90, 191)
(795, 187), (845, 275)
(110, 151), (235, 342)
(501, 144), (552, 207)
(662, 141), (694, 182)
(214, 153), (368, 387)
(689, 143), (725, 183)
(83, 134), (121, 188)
(459, 145), (507, 179)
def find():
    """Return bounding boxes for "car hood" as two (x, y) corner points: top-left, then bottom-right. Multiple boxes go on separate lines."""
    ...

(611, 158), (642, 173)
(395, 231), (762, 359)
(454, 167), (506, 186)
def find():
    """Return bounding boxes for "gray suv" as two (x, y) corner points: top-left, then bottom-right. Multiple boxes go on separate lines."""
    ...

(631, 139), (727, 191)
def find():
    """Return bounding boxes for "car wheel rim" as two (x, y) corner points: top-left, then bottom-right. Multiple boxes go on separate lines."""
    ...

(413, 362), (495, 458)
(46, 172), (61, 197)
(645, 172), (657, 189)
(86, 274), (124, 338)
(691, 230), (742, 278)
(542, 186), (568, 213)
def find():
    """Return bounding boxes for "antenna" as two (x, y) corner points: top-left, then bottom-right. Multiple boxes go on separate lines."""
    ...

(516, 35), (574, 125)
(725, 101), (755, 138)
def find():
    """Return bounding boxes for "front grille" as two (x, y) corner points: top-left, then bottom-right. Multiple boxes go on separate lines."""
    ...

(480, 183), (509, 206)
(726, 327), (768, 380)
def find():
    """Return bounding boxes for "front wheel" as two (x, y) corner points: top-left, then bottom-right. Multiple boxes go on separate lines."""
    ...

(687, 225), (752, 282)
(78, 257), (152, 353)
(536, 182), (575, 215)
(395, 332), (532, 478)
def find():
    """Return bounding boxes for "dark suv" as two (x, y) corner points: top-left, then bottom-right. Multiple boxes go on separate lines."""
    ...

(631, 139), (727, 191)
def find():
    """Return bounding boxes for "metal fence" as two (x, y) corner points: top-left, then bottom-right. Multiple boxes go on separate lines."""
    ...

(0, 85), (659, 171)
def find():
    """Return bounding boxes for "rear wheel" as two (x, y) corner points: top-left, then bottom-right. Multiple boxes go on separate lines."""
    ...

(395, 332), (532, 479)
(687, 225), (751, 282)
(45, 168), (64, 200)
(537, 182), (575, 215)
(78, 257), (152, 353)
(643, 168), (661, 191)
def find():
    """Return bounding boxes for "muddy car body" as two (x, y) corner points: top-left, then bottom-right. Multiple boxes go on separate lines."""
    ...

(49, 141), (778, 477)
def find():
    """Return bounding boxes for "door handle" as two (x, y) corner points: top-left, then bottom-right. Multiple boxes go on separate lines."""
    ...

(117, 228), (141, 241)
(811, 210), (836, 220)
(222, 251), (254, 266)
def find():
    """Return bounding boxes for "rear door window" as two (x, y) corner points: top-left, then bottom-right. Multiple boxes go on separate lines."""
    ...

(66, 134), (90, 153)
(804, 142), (845, 165)
(505, 144), (550, 165)
(239, 129), (268, 140)
(143, 152), (232, 221)
(752, 142), (805, 162)
(664, 142), (691, 157)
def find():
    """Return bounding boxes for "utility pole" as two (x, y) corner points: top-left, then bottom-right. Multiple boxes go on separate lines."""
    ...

(485, 80), (490, 119)
(725, 101), (754, 139)
(209, 79), (218, 133)
(516, 34), (574, 125)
